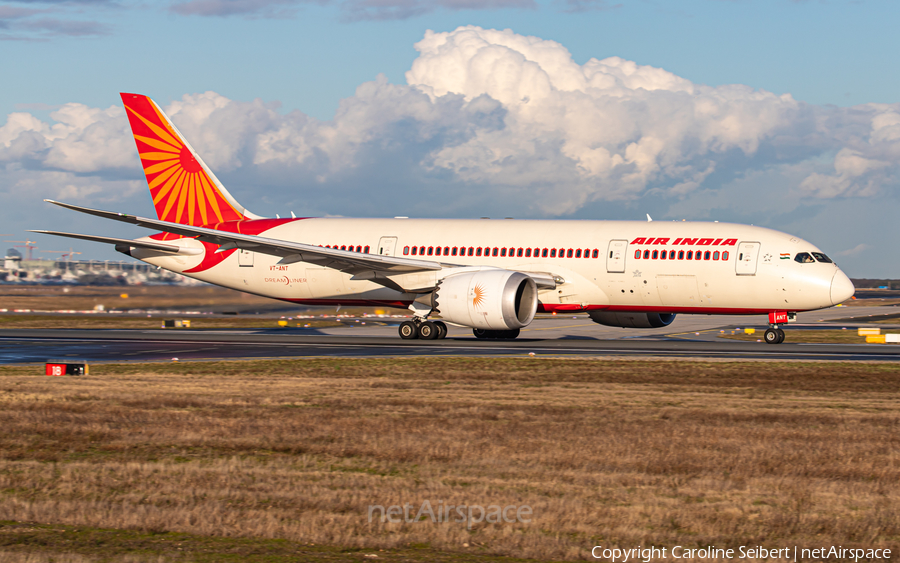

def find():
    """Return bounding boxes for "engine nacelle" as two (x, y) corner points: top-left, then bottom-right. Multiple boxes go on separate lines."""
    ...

(588, 311), (676, 329)
(433, 270), (538, 330)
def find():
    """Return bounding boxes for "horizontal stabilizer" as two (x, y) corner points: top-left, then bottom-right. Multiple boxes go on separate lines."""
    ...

(29, 230), (202, 255)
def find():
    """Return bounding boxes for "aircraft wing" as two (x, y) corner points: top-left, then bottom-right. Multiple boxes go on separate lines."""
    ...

(41, 200), (444, 275)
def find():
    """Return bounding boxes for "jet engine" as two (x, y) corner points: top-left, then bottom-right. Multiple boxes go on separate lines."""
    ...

(432, 270), (538, 330)
(588, 311), (676, 329)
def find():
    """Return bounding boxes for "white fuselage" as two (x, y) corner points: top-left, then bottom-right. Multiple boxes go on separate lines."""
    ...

(131, 218), (853, 316)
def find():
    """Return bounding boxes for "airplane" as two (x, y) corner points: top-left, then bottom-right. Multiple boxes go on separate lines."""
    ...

(32, 93), (855, 345)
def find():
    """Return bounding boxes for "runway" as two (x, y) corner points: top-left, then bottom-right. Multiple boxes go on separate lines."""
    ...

(1, 305), (899, 363)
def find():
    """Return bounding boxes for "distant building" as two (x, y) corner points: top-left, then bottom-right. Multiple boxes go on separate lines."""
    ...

(4, 248), (22, 271)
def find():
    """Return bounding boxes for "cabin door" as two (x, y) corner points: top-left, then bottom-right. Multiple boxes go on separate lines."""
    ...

(238, 248), (254, 267)
(377, 237), (398, 256)
(606, 239), (628, 273)
(735, 241), (760, 276)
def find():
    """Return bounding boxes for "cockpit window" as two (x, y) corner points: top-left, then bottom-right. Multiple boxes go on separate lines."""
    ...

(811, 252), (833, 263)
(794, 252), (815, 263)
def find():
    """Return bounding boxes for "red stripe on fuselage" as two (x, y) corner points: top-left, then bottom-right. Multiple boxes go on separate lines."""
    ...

(538, 303), (797, 315)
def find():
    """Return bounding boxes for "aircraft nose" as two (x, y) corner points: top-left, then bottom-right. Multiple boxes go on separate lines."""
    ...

(831, 269), (855, 305)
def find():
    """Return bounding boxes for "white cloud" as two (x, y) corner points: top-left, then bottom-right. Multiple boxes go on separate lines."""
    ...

(0, 102), (136, 172)
(2, 25), (900, 227)
(837, 243), (870, 257)
(799, 107), (900, 198)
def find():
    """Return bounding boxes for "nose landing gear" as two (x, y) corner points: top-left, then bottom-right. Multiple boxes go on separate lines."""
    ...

(764, 327), (785, 344)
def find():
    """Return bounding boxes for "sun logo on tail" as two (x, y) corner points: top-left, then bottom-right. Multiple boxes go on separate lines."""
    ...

(121, 93), (245, 226)
(472, 284), (486, 308)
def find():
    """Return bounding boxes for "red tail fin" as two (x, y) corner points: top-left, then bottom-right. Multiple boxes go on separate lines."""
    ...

(120, 93), (255, 226)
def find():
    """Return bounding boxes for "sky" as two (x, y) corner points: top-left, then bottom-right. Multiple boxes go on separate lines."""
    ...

(1, 0), (899, 277)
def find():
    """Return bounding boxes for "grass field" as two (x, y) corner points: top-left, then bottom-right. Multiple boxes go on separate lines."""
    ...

(0, 358), (898, 562)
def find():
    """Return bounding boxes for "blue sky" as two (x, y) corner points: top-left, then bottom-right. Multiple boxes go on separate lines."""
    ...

(2, 0), (899, 276)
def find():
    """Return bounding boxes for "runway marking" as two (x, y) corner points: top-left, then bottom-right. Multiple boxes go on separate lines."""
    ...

(666, 328), (728, 339)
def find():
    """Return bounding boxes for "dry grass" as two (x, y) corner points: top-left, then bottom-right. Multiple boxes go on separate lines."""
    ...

(0, 358), (898, 561)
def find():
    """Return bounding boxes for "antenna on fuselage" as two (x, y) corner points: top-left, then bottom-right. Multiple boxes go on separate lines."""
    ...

(646, 214), (653, 222)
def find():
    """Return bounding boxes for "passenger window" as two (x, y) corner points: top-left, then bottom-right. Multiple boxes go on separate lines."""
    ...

(592, 249), (599, 258)
(669, 250), (675, 259)
(411, 247), (417, 255)
(811, 252), (833, 263)
(704, 251), (711, 260)
(576, 249), (582, 258)
(643, 250), (650, 259)
(403, 246), (409, 255)
(794, 252), (815, 263)
(660, 250), (667, 260)
(542, 248), (549, 258)
(340, 245), (346, 250)
(364, 246), (370, 253)
(652, 250), (658, 259)
(550, 249), (557, 258)
(517, 248), (523, 257)
(501, 248), (507, 257)
(427, 247), (433, 256)
(713, 251), (719, 260)
(687, 250), (692, 259)
(451, 247), (458, 256)
(492, 248), (499, 257)
(678, 250), (684, 260)
(476, 248), (482, 256)
(722, 251), (729, 260)
(525, 248), (532, 257)
(444, 246), (450, 255)
(635, 250), (641, 259)
(566, 249), (573, 258)
(695, 250), (702, 260)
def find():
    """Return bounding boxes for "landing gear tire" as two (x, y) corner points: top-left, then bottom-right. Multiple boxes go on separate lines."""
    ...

(418, 321), (439, 340)
(399, 321), (419, 340)
(473, 328), (489, 339)
(433, 321), (448, 340)
(764, 328), (785, 344)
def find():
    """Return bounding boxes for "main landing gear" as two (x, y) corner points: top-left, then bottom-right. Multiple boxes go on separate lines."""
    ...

(398, 319), (448, 340)
(764, 327), (785, 344)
